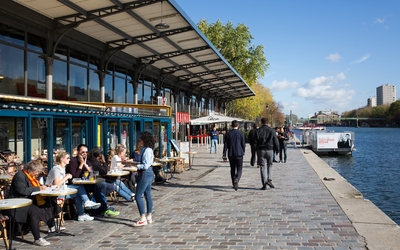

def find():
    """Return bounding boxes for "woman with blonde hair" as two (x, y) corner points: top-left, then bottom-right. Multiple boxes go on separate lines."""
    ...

(46, 151), (100, 222)
(108, 144), (135, 201)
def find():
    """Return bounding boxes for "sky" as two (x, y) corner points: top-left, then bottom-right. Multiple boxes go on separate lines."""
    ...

(174, 0), (400, 118)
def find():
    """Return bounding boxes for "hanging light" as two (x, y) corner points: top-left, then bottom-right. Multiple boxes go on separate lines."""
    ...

(155, 1), (170, 29)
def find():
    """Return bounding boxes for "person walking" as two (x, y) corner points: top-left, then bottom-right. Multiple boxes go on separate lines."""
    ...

(222, 120), (246, 191)
(209, 127), (218, 154)
(247, 123), (259, 167)
(256, 118), (279, 190)
(133, 131), (155, 227)
(277, 126), (290, 163)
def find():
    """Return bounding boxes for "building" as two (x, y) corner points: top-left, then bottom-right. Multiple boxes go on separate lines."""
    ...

(376, 84), (396, 106)
(367, 96), (377, 107)
(0, 1), (254, 168)
(311, 110), (340, 125)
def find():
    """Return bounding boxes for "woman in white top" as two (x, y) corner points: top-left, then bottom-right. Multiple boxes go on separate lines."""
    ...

(109, 144), (135, 201)
(46, 151), (100, 221)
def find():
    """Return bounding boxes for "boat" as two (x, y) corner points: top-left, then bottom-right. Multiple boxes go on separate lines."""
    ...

(302, 130), (355, 155)
(294, 123), (326, 131)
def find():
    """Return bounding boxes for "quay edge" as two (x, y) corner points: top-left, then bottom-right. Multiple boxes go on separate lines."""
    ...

(302, 147), (400, 250)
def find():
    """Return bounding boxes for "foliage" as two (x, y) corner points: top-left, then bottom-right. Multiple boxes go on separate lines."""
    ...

(198, 19), (272, 121)
(342, 105), (390, 118)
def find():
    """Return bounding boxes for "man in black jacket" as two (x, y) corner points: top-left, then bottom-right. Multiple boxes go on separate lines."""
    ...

(247, 123), (259, 167)
(223, 120), (246, 191)
(255, 118), (279, 190)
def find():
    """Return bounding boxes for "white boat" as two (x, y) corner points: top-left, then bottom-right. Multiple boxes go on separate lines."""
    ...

(294, 123), (326, 131)
(302, 130), (355, 155)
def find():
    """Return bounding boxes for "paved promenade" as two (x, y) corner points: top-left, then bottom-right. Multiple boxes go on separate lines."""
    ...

(7, 144), (400, 249)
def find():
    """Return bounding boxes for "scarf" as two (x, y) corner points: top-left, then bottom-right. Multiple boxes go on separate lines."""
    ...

(23, 170), (46, 206)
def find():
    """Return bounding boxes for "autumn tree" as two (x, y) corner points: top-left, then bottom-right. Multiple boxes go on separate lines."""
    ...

(197, 19), (270, 120)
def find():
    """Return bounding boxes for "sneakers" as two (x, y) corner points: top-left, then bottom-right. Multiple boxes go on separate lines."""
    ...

(233, 179), (238, 191)
(103, 209), (120, 217)
(133, 219), (148, 227)
(84, 200), (101, 209)
(33, 238), (50, 246)
(78, 213), (94, 221)
(261, 186), (266, 190)
(107, 205), (115, 211)
(146, 216), (153, 224)
(48, 226), (66, 233)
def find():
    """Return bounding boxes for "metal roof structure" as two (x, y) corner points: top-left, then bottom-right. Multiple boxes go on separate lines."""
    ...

(11, 0), (255, 101)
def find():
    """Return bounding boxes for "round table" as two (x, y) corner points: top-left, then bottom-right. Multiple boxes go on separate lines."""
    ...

(123, 167), (138, 172)
(71, 177), (105, 185)
(36, 188), (78, 238)
(0, 198), (32, 250)
(106, 171), (130, 203)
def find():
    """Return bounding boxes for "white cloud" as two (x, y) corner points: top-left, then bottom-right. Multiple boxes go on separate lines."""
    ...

(270, 79), (299, 91)
(292, 72), (355, 109)
(351, 54), (370, 64)
(374, 18), (385, 24)
(325, 53), (341, 62)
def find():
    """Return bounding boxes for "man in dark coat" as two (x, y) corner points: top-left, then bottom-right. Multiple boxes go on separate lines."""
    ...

(247, 123), (259, 167)
(223, 120), (246, 191)
(255, 118), (279, 190)
(8, 160), (58, 246)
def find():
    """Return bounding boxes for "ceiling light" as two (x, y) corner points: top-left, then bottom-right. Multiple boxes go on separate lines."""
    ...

(154, 1), (170, 29)
(177, 37), (200, 43)
(195, 53), (213, 58)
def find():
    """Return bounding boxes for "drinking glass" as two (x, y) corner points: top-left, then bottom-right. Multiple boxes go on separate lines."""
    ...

(93, 171), (99, 180)
(83, 171), (89, 180)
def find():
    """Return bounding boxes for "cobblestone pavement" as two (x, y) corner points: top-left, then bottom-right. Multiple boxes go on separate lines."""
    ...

(8, 144), (366, 249)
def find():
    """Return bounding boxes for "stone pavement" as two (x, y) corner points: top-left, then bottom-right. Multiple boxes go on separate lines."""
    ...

(8, 144), (369, 249)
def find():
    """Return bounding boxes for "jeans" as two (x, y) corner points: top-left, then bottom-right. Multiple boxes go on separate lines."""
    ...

(279, 143), (287, 162)
(65, 184), (90, 216)
(135, 168), (154, 216)
(210, 139), (218, 153)
(257, 149), (273, 187)
(84, 182), (108, 214)
(114, 179), (133, 201)
(229, 156), (243, 186)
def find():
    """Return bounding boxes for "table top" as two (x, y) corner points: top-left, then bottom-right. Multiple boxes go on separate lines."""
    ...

(168, 157), (184, 160)
(182, 151), (198, 154)
(72, 177), (105, 185)
(0, 198), (32, 210)
(32, 187), (78, 197)
(152, 162), (162, 167)
(0, 174), (13, 180)
(106, 170), (130, 177)
(123, 166), (137, 172)
(159, 158), (176, 163)
(118, 161), (138, 166)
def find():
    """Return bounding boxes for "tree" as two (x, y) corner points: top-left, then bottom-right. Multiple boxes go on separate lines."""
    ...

(197, 19), (271, 120)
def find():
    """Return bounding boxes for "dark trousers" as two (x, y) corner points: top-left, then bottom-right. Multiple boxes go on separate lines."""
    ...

(85, 182), (108, 214)
(228, 156), (243, 186)
(250, 144), (257, 166)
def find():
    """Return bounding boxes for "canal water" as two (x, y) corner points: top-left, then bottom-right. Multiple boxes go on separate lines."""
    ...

(296, 127), (400, 225)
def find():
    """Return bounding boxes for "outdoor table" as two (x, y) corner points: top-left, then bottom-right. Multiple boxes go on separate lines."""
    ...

(33, 187), (78, 238)
(182, 151), (197, 170)
(159, 158), (177, 180)
(71, 178), (105, 185)
(123, 166), (137, 172)
(0, 198), (32, 250)
(0, 175), (12, 181)
(106, 171), (130, 204)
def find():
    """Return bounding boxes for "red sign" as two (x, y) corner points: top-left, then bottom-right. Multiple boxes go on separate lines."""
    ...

(177, 112), (190, 123)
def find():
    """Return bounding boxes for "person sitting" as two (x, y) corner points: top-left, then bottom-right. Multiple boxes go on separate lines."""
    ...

(7, 160), (59, 246)
(89, 146), (135, 202)
(46, 152), (100, 222)
(152, 147), (166, 183)
(66, 144), (119, 217)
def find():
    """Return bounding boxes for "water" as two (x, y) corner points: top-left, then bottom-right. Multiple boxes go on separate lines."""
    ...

(306, 127), (400, 225)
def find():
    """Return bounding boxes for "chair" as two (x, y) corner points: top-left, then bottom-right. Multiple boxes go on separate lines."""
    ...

(0, 214), (9, 249)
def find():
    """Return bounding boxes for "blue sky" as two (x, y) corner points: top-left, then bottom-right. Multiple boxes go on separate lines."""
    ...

(174, 0), (400, 118)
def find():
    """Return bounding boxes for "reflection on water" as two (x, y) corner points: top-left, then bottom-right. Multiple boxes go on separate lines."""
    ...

(319, 127), (400, 225)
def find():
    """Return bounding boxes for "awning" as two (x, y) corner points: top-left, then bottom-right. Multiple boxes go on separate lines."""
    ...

(7, 0), (255, 101)
(190, 114), (243, 125)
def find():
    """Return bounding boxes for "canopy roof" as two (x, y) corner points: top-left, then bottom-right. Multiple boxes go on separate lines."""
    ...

(190, 114), (243, 125)
(9, 0), (255, 101)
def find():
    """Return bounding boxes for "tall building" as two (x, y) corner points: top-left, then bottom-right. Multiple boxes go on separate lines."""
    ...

(376, 84), (396, 105)
(367, 96), (377, 107)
